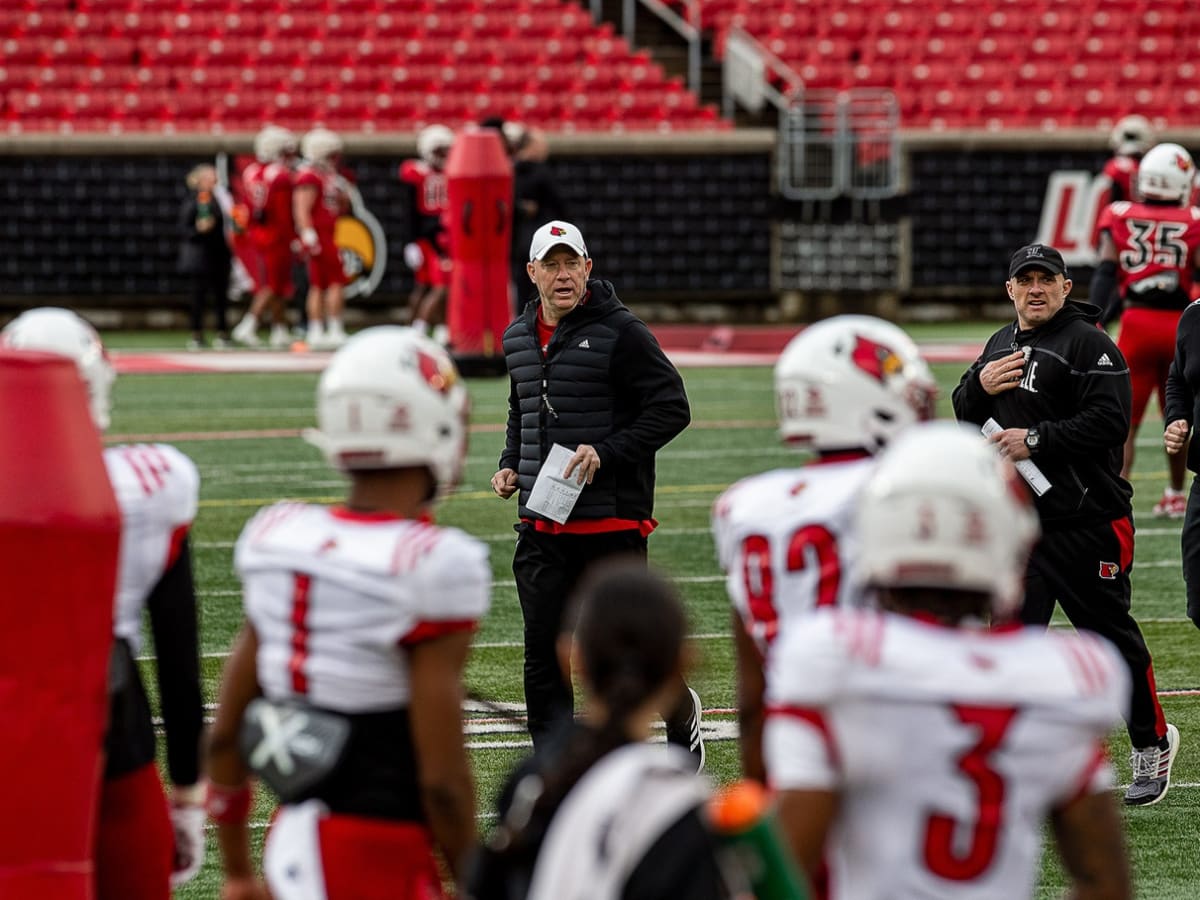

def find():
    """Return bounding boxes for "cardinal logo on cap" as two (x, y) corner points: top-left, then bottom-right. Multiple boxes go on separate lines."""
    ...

(550, 226), (567, 236)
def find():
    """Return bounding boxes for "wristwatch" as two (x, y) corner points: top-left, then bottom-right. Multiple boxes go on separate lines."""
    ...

(1024, 426), (1041, 454)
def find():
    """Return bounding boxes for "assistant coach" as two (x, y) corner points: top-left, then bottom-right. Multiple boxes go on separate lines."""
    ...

(953, 242), (1178, 807)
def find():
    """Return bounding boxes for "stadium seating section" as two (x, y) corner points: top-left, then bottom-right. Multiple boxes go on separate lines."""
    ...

(4, 0), (1194, 133)
(0, 0), (726, 133)
(702, 0), (1200, 130)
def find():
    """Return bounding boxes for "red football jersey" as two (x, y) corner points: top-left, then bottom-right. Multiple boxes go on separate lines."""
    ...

(398, 159), (448, 245)
(294, 164), (346, 238)
(245, 161), (294, 247)
(1097, 200), (1200, 301)
(1102, 155), (1138, 204)
(1091, 156), (1139, 248)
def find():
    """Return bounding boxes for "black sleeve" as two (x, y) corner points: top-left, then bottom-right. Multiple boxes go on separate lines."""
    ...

(147, 535), (204, 787)
(499, 372), (522, 472)
(596, 321), (691, 468)
(1090, 260), (1121, 326)
(622, 809), (729, 900)
(1039, 334), (1132, 458)
(951, 353), (994, 426)
(179, 196), (200, 241)
(1165, 303), (1200, 425)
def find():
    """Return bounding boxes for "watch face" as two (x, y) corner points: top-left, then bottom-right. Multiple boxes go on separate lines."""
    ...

(1026, 431), (1038, 446)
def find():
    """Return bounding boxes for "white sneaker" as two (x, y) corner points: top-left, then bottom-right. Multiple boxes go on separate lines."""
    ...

(326, 320), (347, 348)
(1153, 489), (1187, 519)
(231, 316), (260, 347)
(665, 686), (705, 774)
(1125, 723), (1180, 806)
(269, 324), (291, 349)
(307, 322), (326, 350)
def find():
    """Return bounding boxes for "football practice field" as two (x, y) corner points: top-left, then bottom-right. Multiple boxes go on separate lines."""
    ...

(108, 321), (1198, 899)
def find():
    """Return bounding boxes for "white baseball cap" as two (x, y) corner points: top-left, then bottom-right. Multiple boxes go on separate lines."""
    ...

(530, 220), (588, 261)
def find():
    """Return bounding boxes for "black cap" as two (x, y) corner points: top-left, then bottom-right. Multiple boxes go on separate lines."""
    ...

(1009, 243), (1068, 278)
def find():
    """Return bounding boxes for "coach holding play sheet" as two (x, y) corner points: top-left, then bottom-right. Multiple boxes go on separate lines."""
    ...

(490, 220), (703, 769)
(953, 242), (1178, 807)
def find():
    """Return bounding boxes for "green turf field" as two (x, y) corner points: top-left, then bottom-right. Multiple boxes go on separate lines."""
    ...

(111, 323), (1198, 899)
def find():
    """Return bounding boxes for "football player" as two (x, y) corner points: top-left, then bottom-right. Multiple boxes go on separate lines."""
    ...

(1092, 142), (1200, 517)
(231, 124), (298, 349)
(711, 315), (936, 781)
(0, 308), (206, 900)
(294, 128), (351, 350)
(1100, 115), (1156, 208)
(400, 124), (454, 345)
(766, 422), (1133, 900)
(206, 327), (488, 900)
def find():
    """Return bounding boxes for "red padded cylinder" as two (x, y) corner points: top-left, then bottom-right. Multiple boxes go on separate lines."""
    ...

(0, 349), (119, 900)
(445, 126), (513, 359)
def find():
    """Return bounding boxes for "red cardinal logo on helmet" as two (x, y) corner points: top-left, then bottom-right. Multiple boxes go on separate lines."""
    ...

(850, 335), (902, 383)
(414, 348), (456, 394)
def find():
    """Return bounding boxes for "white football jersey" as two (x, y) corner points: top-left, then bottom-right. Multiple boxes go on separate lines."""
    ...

(712, 459), (875, 654)
(765, 609), (1129, 900)
(104, 443), (200, 652)
(236, 503), (491, 713)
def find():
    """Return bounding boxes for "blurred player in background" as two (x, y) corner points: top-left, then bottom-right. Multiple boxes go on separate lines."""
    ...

(207, 327), (486, 899)
(233, 124), (298, 349)
(1099, 115), (1156, 208)
(502, 120), (567, 316)
(400, 124), (454, 345)
(766, 422), (1133, 900)
(1, 308), (206, 900)
(294, 127), (351, 349)
(711, 315), (936, 782)
(1093, 142), (1200, 518)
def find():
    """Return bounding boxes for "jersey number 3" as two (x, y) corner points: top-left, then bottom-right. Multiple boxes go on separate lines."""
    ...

(741, 525), (841, 632)
(923, 705), (1018, 881)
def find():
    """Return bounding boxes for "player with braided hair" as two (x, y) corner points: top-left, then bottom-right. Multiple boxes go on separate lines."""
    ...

(467, 561), (732, 900)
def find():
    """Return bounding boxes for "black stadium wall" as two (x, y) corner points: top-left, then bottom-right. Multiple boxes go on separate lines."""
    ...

(0, 132), (1168, 323)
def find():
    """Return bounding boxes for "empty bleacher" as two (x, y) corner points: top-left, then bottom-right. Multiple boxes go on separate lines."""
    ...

(0, 0), (728, 133)
(704, 0), (1200, 130)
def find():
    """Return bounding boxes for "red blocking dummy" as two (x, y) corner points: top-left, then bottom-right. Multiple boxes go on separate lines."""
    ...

(0, 349), (119, 899)
(445, 126), (513, 362)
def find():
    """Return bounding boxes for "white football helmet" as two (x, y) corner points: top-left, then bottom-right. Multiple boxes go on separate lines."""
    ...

(1109, 114), (1155, 157)
(0, 307), (115, 431)
(253, 125), (297, 164)
(854, 421), (1040, 619)
(303, 326), (468, 490)
(775, 315), (936, 453)
(301, 128), (344, 168)
(417, 124), (454, 167)
(1137, 142), (1196, 205)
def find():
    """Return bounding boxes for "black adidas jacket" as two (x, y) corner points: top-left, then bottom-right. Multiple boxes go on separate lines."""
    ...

(953, 301), (1133, 530)
(498, 279), (691, 522)
(1164, 299), (1200, 474)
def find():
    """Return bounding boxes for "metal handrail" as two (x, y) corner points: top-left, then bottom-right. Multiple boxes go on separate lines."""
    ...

(620, 0), (703, 95)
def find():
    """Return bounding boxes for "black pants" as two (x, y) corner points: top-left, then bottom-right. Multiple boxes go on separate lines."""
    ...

(512, 525), (704, 751)
(1181, 475), (1200, 628)
(189, 262), (229, 336)
(1021, 516), (1166, 749)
